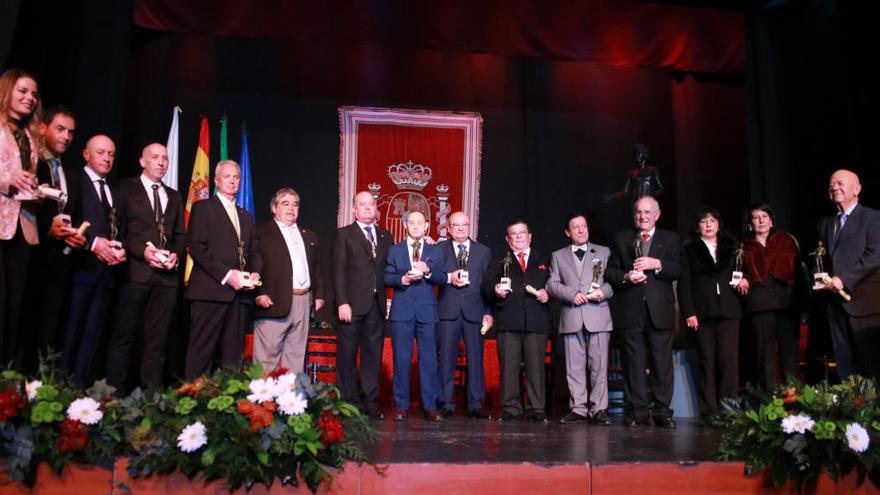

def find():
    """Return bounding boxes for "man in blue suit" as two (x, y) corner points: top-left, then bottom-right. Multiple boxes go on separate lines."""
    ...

(384, 210), (446, 421)
(437, 212), (492, 418)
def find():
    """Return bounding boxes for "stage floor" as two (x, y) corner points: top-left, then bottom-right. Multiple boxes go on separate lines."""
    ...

(367, 415), (722, 465)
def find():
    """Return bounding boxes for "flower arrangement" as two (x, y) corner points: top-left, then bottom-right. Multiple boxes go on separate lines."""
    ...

(715, 375), (880, 489)
(1, 361), (374, 492)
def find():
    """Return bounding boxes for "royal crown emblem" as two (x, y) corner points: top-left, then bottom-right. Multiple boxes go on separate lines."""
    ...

(387, 161), (432, 191)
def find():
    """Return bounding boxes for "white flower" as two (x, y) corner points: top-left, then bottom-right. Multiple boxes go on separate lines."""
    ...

(276, 391), (308, 416)
(832, 394), (840, 405)
(247, 377), (278, 403)
(25, 380), (43, 401)
(177, 422), (208, 453)
(66, 397), (103, 425)
(846, 423), (870, 453)
(781, 414), (815, 434)
(276, 373), (298, 393)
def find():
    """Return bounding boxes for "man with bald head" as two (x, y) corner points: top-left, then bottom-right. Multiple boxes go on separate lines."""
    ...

(384, 210), (446, 420)
(437, 211), (493, 418)
(606, 195), (681, 428)
(818, 169), (880, 380)
(105, 143), (185, 391)
(332, 191), (392, 419)
(61, 134), (126, 386)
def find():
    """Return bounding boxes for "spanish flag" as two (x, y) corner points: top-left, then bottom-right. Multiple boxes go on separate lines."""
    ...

(184, 116), (211, 284)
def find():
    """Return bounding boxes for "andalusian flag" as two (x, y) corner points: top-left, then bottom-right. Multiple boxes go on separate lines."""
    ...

(213, 115), (228, 196)
(184, 116), (211, 283)
(236, 124), (255, 217)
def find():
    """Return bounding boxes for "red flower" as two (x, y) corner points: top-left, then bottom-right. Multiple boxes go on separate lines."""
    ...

(781, 388), (797, 405)
(237, 400), (276, 431)
(56, 419), (88, 452)
(0, 389), (26, 421)
(317, 411), (344, 447)
(266, 366), (289, 379)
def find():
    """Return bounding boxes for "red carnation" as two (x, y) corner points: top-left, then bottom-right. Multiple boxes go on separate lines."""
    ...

(238, 400), (276, 431)
(56, 419), (88, 452)
(0, 389), (26, 421)
(317, 411), (344, 447)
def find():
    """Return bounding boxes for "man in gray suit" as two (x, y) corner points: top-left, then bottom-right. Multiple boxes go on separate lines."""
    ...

(547, 213), (614, 426)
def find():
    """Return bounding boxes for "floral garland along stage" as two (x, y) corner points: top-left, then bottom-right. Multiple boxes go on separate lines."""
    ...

(0, 362), (376, 492)
(715, 375), (880, 489)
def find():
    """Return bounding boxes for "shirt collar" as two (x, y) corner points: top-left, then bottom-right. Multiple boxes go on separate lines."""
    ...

(83, 166), (105, 183)
(571, 243), (587, 252)
(216, 193), (236, 209)
(355, 220), (373, 231)
(639, 227), (657, 238)
(453, 238), (471, 250)
(515, 247), (531, 257)
(275, 219), (297, 230)
(842, 203), (858, 217)
(139, 174), (163, 190)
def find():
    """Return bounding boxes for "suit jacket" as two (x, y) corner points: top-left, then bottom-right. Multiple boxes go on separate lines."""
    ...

(33, 157), (81, 266)
(254, 221), (325, 319)
(70, 168), (122, 285)
(438, 239), (491, 323)
(185, 195), (261, 303)
(818, 203), (880, 317)
(384, 240), (446, 323)
(332, 222), (392, 316)
(0, 126), (39, 244)
(546, 243), (614, 334)
(678, 235), (742, 321)
(481, 249), (551, 334)
(116, 177), (185, 287)
(606, 228), (681, 330)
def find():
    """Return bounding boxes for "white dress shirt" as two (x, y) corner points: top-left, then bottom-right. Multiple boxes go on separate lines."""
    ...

(139, 174), (168, 213)
(276, 220), (311, 290)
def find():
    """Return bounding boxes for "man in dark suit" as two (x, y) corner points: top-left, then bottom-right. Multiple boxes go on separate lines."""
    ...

(184, 160), (261, 379)
(61, 134), (126, 386)
(437, 211), (492, 419)
(818, 169), (880, 380)
(332, 191), (392, 419)
(253, 188), (325, 373)
(482, 220), (552, 422)
(22, 106), (85, 371)
(384, 210), (446, 421)
(105, 143), (185, 391)
(606, 195), (681, 428)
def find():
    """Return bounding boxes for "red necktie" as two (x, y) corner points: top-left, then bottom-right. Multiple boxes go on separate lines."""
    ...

(517, 251), (527, 272)
(641, 233), (650, 241)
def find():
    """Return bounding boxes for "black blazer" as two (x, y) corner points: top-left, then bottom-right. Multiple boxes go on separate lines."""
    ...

(606, 228), (681, 330)
(332, 222), (392, 316)
(185, 196), (261, 303)
(116, 177), (185, 287)
(254, 221), (325, 319)
(70, 168), (122, 284)
(818, 203), (880, 317)
(481, 249), (551, 334)
(678, 235), (742, 321)
(34, 158), (80, 264)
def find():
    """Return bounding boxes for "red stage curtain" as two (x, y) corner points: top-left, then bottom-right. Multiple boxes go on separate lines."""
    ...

(133, 0), (744, 74)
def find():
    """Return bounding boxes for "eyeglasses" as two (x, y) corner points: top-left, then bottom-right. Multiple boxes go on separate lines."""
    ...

(450, 223), (470, 228)
(508, 231), (528, 237)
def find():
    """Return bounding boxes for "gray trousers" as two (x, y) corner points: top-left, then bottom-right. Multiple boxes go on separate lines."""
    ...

(253, 293), (311, 373)
(563, 330), (610, 416)
(497, 331), (547, 416)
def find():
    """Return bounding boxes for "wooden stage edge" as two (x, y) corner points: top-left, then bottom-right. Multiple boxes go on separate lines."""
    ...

(3, 460), (880, 494)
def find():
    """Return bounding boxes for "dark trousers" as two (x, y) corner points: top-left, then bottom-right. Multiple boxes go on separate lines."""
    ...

(61, 272), (114, 386)
(749, 308), (799, 388)
(497, 331), (547, 416)
(620, 303), (674, 421)
(335, 296), (384, 413)
(185, 299), (247, 379)
(391, 319), (440, 412)
(439, 315), (485, 412)
(0, 228), (30, 366)
(21, 244), (72, 373)
(106, 279), (177, 390)
(827, 301), (880, 381)
(694, 317), (740, 417)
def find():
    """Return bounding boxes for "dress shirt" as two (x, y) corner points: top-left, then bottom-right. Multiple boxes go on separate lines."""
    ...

(84, 166), (113, 207)
(139, 174), (168, 213)
(446, 239), (471, 284)
(515, 247), (531, 270)
(276, 220), (310, 290)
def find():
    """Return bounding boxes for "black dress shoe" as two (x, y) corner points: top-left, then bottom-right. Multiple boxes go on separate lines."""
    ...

(468, 409), (491, 419)
(367, 410), (385, 421)
(590, 410), (612, 426)
(528, 412), (548, 423)
(560, 411), (589, 424)
(442, 409), (455, 419)
(653, 416), (677, 429)
(393, 410), (408, 421)
(425, 410), (444, 421)
(624, 416), (651, 428)
(498, 412), (518, 421)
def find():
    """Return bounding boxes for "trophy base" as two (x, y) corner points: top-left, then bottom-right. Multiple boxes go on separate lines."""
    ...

(498, 277), (512, 292)
(729, 271), (743, 286)
(459, 270), (470, 285)
(813, 272), (829, 290)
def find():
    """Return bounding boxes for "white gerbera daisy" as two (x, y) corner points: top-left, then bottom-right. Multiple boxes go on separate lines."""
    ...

(846, 423), (870, 453)
(25, 380), (43, 401)
(781, 414), (815, 434)
(247, 377), (278, 403)
(276, 391), (308, 416)
(177, 421), (208, 453)
(276, 373), (298, 393)
(66, 397), (103, 425)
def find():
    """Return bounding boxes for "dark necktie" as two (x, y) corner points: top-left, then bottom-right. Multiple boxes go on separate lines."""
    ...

(152, 184), (161, 224)
(835, 212), (848, 241)
(364, 226), (375, 243)
(98, 179), (111, 213)
(457, 243), (468, 268)
(574, 248), (585, 261)
(49, 159), (61, 187)
(412, 239), (421, 262)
